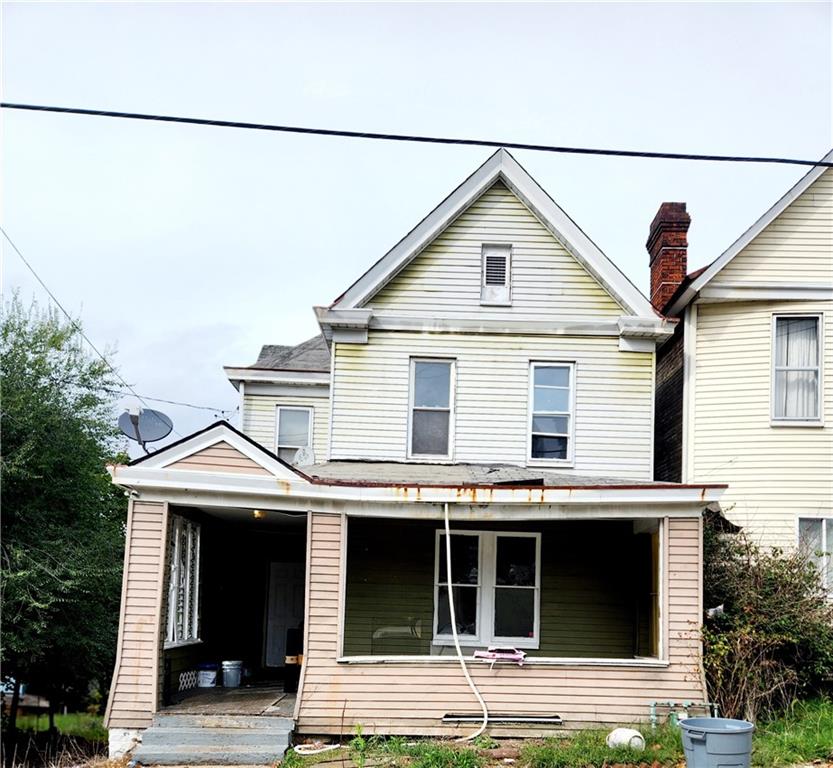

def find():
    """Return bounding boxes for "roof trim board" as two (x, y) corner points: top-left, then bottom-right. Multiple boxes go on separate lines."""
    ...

(332, 149), (658, 319)
(666, 148), (833, 316)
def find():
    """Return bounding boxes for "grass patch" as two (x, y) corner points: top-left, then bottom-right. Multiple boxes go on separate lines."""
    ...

(752, 697), (833, 767)
(14, 713), (108, 743)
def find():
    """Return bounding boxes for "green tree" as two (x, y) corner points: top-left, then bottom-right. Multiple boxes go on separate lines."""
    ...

(1, 295), (128, 732)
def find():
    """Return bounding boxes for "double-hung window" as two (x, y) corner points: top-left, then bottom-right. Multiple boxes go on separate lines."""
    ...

(165, 515), (201, 647)
(772, 315), (822, 423)
(434, 531), (540, 648)
(409, 359), (454, 458)
(276, 406), (313, 463)
(529, 362), (574, 463)
(798, 518), (833, 596)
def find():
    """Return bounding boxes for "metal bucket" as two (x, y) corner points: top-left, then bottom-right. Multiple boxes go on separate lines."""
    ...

(679, 717), (754, 768)
(221, 660), (243, 688)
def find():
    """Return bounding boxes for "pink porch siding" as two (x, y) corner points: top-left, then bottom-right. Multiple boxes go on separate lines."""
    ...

(296, 513), (705, 736)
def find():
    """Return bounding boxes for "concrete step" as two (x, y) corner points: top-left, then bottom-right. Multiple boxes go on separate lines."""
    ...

(133, 744), (287, 765)
(141, 727), (290, 748)
(152, 714), (294, 730)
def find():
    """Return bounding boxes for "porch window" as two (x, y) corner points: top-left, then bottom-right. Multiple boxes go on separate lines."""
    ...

(798, 518), (833, 596)
(165, 515), (201, 647)
(434, 531), (540, 648)
(276, 406), (312, 464)
(772, 316), (821, 422)
(529, 362), (574, 463)
(409, 359), (454, 458)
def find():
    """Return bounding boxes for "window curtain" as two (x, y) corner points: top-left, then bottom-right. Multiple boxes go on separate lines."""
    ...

(775, 318), (819, 419)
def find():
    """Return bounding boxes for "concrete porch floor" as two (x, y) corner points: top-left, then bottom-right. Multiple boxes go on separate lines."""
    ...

(164, 685), (296, 717)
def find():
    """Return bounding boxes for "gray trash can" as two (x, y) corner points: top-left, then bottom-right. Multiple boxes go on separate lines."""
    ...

(679, 717), (755, 768)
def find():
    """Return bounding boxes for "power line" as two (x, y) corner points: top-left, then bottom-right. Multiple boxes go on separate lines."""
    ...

(106, 389), (235, 415)
(2, 102), (832, 168)
(1, 226), (183, 438)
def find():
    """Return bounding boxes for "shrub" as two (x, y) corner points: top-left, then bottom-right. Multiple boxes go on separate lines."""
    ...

(702, 519), (833, 722)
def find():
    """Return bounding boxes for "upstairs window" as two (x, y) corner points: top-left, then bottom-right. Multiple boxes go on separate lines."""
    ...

(798, 518), (832, 596)
(276, 406), (312, 463)
(529, 362), (574, 463)
(409, 359), (454, 458)
(480, 244), (512, 305)
(772, 315), (821, 422)
(165, 515), (201, 647)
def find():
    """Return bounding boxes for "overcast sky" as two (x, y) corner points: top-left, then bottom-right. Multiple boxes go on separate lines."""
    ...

(2, 1), (831, 454)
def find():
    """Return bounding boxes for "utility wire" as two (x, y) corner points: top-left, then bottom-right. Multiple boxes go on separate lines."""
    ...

(105, 389), (235, 415)
(1, 226), (183, 438)
(2, 102), (832, 168)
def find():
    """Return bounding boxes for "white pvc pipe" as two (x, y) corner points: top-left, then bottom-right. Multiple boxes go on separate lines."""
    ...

(443, 502), (489, 741)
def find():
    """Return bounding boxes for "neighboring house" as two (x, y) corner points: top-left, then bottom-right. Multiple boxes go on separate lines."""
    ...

(104, 149), (724, 761)
(652, 153), (833, 581)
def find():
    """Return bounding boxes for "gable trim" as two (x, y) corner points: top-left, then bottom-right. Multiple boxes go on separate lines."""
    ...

(332, 149), (657, 318)
(667, 149), (833, 316)
(128, 420), (310, 482)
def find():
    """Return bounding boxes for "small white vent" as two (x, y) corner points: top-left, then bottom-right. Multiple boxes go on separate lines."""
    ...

(481, 244), (511, 305)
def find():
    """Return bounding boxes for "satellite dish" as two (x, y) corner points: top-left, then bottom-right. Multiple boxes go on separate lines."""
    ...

(119, 408), (174, 452)
(293, 445), (315, 467)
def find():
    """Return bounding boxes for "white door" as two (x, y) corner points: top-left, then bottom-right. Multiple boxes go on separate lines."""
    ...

(264, 561), (305, 667)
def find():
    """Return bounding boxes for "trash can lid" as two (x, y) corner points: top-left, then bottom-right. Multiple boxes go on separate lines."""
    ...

(679, 717), (755, 733)
(221, 659), (244, 666)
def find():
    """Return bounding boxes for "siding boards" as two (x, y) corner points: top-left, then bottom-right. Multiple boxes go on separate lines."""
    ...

(367, 182), (625, 320)
(168, 442), (270, 475)
(297, 514), (704, 735)
(242, 393), (330, 461)
(331, 332), (653, 477)
(654, 324), (684, 482)
(105, 500), (167, 729)
(692, 300), (833, 546)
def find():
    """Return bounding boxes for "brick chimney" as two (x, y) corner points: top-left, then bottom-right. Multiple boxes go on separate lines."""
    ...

(647, 202), (690, 312)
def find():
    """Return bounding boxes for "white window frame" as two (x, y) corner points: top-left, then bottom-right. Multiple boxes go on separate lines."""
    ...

(771, 313), (824, 426)
(275, 406), (314, 463)
(433, 530), (541, 650)
(407, 358), (456, 461)
(527, 361), (576, 467)
(797, 516), (833, 597)
(480, 243), (512, 306)
(164, 515), (201, 649)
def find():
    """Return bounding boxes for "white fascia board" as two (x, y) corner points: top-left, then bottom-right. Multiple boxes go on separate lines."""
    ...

(130, 423), (304, 482)
(314, 306), (373, 328)
(112, 464), (725, 508)
(617, 316), (675, 340)
(667, 151), (833, 317)
(224, 367), (331, 387)
(334, 149), (657, 319)
(698, 283), (833, 303)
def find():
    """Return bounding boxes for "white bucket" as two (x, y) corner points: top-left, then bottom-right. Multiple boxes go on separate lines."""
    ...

(222, 660), (243, 688)
(197, 668), (217, 687)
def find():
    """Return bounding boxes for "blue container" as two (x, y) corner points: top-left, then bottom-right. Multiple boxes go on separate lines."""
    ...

(679, 717), (754, 768)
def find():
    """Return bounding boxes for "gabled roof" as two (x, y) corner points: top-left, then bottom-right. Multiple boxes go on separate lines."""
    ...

(127, 420), (309, 482)
(332, 148), (658, 318)
(250, 334), (330, 372)
(666, 148), (833, 316)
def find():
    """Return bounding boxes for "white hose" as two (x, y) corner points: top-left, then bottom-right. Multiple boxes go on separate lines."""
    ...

(293, 743), (344, 755)
(443, 502), (489, 741)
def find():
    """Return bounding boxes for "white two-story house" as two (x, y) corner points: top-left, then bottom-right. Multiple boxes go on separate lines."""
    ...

(652, 153), (832, 584)
(104, 150), (724, 763)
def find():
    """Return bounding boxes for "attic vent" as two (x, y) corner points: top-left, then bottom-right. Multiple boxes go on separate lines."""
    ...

(481, 244), (512, 305)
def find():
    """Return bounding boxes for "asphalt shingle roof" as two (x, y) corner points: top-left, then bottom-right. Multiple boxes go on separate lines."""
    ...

(252, 334), (330, 372)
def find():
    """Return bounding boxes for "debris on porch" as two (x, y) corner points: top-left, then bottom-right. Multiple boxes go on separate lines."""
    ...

(164, 686), (295, 718)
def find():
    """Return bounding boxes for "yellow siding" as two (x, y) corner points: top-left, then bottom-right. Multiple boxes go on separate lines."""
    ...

(692, 301), (833, 546)
(296, 513), (705, 735)
(242, 393), (330, 461)
(368, 182), (625, 320)
(331, 332), (654, 478)
(105, 500), (167, 729)
(167, 441), (271, 475)
(712, 170), (833, 285)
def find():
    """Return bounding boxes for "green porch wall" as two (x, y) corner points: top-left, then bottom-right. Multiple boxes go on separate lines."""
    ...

(343, 518), (654, 658)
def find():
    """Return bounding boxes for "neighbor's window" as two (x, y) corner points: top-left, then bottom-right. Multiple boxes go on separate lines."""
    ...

(798, 518), (833, 596)
(434, 531), (540, 648)
(529, 362), (574, 462)
(165, 515), (201, 647)
(773, 316), (821, 422)
(276, 406), (312, 463)
(481, 244), (512, 305)
(409, 359), (454, 458)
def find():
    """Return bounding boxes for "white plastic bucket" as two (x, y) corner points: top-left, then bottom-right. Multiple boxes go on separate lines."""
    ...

(222, 660), (243, 688)
(197, 667), (217, 687)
